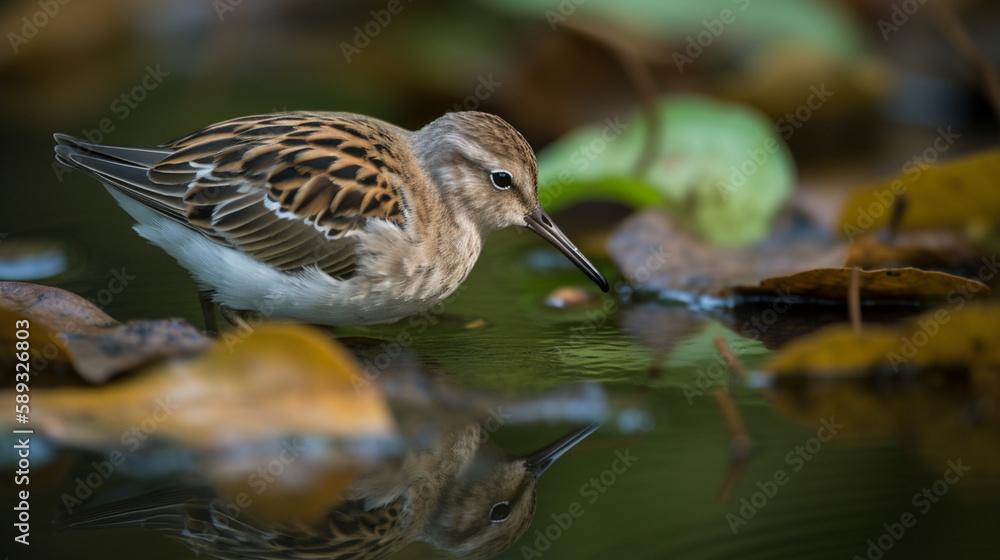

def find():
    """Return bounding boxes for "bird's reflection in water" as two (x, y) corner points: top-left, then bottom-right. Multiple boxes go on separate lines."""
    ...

(59, 422), (598, 560)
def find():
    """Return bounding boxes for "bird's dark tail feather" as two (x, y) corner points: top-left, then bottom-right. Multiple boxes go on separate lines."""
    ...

(54, 482), (209, 533)
(53, 134), (171, 169)
(55, 482), (286, 556)
(52, 134), (191, 221)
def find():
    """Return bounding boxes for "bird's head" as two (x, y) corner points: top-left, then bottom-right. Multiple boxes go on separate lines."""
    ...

(419, 423), (598, 559)
(413, 112), (608, 292)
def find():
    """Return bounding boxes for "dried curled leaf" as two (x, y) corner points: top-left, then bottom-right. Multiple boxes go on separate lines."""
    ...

(0, 281), (212, 382)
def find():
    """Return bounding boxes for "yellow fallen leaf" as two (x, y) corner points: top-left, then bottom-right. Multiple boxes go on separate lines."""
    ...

(11, 324), (396, 449)
(764, 304), (1000, 376)
(765, 323), (1000, 478)
(839, 150), (1000, 240)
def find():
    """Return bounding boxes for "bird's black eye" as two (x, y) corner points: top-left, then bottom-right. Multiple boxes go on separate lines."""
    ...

(489, 502), (511, 523)
(490, 170), (513, 190)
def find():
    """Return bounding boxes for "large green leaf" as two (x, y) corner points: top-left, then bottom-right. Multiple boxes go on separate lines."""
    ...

(538, 96), (795, 246)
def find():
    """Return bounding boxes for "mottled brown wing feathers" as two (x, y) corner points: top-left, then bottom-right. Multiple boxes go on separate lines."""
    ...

(316, 498), (406, 560)
(56, 113), (408, 278)
(134, 113), (407, 277)
(166, 114), (404, 251)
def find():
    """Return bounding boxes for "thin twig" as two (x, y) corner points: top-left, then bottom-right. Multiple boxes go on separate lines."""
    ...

(878, 194), (908, 244)
(713, 336), (748, 381)
(933, 3), (1000, 128)
(714, 389), (751, 458)
(713, 387), (751, 503)
(715, 440), (749, 503)
(712, 334), (752, 503)
(560, 19), (662, 176)
(849, 268), (862, 334)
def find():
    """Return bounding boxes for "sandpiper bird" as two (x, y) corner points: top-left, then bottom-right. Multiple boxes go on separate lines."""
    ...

(58, 423), (598, 560)
(54, 111), (608, 329)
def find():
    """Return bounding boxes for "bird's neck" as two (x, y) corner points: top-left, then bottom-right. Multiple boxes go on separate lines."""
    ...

(403, 424), (481, 535)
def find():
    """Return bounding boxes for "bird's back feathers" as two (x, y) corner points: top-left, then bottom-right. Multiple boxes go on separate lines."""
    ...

(54, 112), (414, 279)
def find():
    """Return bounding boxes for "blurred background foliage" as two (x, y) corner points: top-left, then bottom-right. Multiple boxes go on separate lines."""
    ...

(0, 0), (995, 148)
(3, 0), (999, 251)
(3, 1), (1000, 559)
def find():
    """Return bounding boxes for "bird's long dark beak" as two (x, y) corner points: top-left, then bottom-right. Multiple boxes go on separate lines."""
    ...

(523, 206), (609, 292)
(524, 422), (600, 478)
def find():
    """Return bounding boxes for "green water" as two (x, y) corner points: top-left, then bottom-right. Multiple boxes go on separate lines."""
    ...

(4, 175), (998, 558)
(2, 57), (998, 560)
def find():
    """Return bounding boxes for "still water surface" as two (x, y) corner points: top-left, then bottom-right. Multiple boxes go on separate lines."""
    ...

(1, 127), (997, 560)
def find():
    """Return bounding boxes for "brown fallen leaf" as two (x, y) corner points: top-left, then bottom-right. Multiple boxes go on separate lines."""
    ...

(843, 231), (986, 272)
(608, 210), (990, 304)
(734, 267), (990, 302)
(0, 281), (117, 328)
(839, 150), (1000, 241)
(607, 209), (846, 301)
(0, 281), (212, 383)
(8, 324), (396, 450)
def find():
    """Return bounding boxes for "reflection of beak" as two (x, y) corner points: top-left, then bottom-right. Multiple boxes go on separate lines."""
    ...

(524, 422), (600, 478)
(524, 206), (609, 292)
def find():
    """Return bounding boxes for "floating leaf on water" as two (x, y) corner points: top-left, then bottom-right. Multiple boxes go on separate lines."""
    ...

(0, 281), (211, 382)
(463, 318), (488, 329)
(763, 305), (1000, 377)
